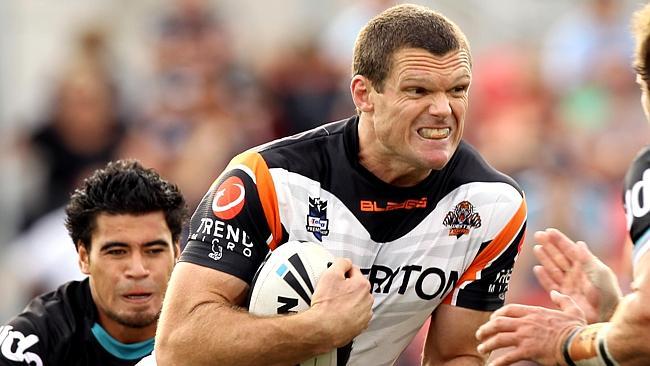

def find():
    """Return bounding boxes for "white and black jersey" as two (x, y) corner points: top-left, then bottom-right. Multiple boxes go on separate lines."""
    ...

(0, 279), (153, 366)
(181, 116), (527, 366)
(624, 146), (650, 266)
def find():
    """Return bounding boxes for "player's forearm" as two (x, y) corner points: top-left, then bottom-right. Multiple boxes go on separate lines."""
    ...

(560, 280), (650, 365)
(603, 291), (650, 365)
(155, 300), (331, 366)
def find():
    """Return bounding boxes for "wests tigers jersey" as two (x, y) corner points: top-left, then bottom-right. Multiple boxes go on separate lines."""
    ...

(624, 146), (650, 266)
(181, 116), (527, 366)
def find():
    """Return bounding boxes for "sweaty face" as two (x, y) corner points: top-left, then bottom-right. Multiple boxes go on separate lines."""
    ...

(361, 48), (471, 185)
(79, 212), (178, 335)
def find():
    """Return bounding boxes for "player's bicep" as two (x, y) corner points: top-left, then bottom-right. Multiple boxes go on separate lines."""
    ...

(423, 304), (490, 365)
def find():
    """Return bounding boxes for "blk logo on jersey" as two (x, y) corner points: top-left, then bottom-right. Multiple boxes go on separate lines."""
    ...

(625, 168), (650, 227)
(0, 325), (43, 366)
(443, 200), (481, 238)
(212, 176), (246, 220)
(306, 197), (329, 241)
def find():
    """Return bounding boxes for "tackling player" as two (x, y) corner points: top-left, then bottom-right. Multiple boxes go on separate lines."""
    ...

(476, 3), (650, 365)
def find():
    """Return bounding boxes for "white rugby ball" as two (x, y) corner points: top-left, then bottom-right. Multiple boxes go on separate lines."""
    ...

(248, 241), (346, 366)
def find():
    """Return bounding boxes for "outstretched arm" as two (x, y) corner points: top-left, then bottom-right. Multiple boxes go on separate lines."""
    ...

(475, 290), (586, 365)
(533, 228), (621, 323)
(476, 252), (650, 365)
(155, 259), (373, 366)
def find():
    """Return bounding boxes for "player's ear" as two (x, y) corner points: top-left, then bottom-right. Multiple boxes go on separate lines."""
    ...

(78, 242), (91, 275)
(350, 75), (374, 113)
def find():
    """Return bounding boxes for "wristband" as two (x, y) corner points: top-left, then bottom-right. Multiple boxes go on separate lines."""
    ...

(562, 323), (619, 366)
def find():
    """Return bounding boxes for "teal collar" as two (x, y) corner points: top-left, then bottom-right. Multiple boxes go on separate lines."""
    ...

(91, 323), (154, 360)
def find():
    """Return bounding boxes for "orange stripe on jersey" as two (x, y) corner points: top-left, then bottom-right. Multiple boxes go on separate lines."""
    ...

(442, 198), (527, 305)
(216, 151), (283, 250)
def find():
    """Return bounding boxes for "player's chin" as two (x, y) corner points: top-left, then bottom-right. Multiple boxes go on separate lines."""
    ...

(116, 309), (160, 328)
(420, 153), (453, 171)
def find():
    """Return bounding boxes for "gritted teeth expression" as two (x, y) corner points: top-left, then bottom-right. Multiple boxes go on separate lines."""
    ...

(417, 127), (451, 139)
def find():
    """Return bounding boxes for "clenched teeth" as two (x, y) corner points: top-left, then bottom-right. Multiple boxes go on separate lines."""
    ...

(418, 127), (450, 139)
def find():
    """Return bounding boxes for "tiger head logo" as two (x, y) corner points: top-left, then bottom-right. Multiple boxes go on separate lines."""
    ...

(443, 200), (481, 238)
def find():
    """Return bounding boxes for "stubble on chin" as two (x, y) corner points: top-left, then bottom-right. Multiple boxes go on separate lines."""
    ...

(105, 307), (160, 329)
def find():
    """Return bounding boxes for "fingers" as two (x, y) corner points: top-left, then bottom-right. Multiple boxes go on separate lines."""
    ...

(534, 229), (574, 272)
(549, 290), (583, 317)
(476, 313), (521, 341)
(533, 244), (565, 284)
(574, 241), (594, 264)
(476, 331), (519, 355)
(491, 303), (542, 319)
(533, 244), (570, 286)
(326, 258), (353, 277)
(532, 265), (559, 293)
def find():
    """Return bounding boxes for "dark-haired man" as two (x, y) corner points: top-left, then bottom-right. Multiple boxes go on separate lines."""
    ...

(155, 4), (526, 365)
(0, 160), (187, 366)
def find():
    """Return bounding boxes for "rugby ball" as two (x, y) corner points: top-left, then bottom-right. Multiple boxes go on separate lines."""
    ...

(248, 241), (342, 366)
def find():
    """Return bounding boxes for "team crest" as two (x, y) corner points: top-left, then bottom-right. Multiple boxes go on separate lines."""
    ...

(306, 197), (329, 241)
(443, 200), (481, 238)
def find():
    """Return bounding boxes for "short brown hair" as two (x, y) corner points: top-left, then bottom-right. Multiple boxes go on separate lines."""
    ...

(352, 4), (471, 92)
(632, 3), (650, 86)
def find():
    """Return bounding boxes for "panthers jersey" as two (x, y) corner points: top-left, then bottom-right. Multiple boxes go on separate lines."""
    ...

(0, 279), (153, 366)
(624, 146), (650, 266)
(181, 116), (527, 365)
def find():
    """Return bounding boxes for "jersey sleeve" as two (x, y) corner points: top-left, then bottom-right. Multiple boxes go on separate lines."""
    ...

(443, 190), (527, 311)
(624, 147), (650, 267)
(180, 150), (284, 284)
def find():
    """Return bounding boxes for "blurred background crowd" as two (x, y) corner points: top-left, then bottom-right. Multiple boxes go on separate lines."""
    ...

(0, 0), (647, 364)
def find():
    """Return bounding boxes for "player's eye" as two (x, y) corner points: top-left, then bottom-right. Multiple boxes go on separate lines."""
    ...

(450, 85), (469, 95)
(405, 86), (427, 96)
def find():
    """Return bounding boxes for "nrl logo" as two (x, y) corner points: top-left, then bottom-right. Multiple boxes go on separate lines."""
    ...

(443, 200), (481, 238)
(306, 197), (329, 242)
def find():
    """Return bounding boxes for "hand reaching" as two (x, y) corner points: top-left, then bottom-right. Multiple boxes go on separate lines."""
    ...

(476, 291), (586, 366)
(533, 228), (621, 323)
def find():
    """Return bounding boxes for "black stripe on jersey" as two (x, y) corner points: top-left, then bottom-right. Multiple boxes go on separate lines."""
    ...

(259, 116), (523, 243)
(288, 253), (314, 293)
(283, 271), (312, 305)
(455, 222), (526, 311)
